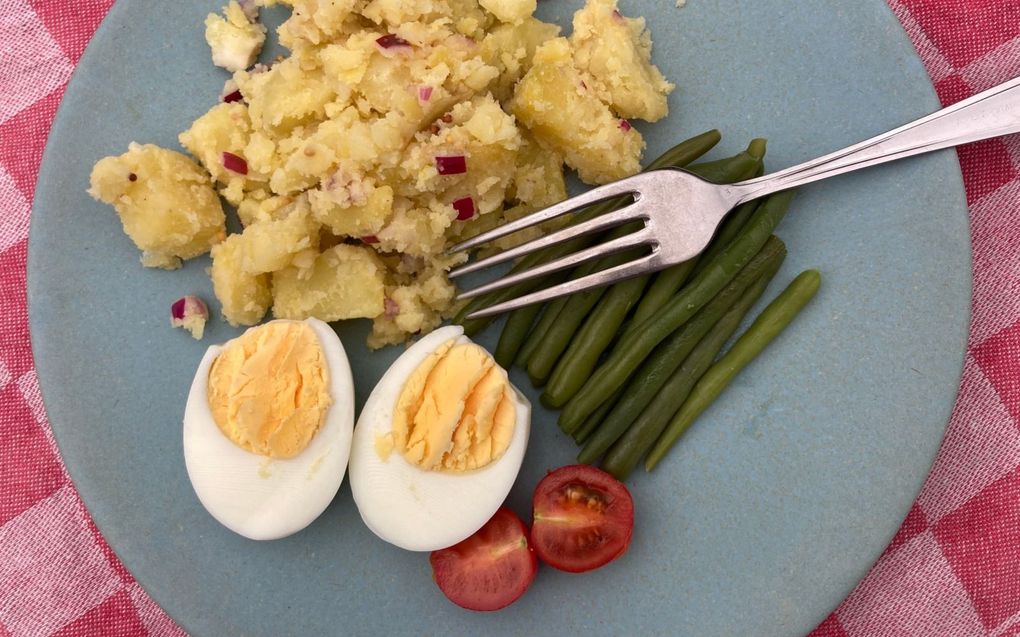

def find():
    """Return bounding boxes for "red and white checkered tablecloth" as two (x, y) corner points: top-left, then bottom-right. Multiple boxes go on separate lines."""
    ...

(2, 0), (1020, 635)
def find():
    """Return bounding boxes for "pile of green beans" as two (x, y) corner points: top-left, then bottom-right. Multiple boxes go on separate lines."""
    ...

(473, 131), (821, 477)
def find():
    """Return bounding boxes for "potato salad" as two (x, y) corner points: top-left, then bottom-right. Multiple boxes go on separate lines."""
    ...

(89, 0), (673, 348)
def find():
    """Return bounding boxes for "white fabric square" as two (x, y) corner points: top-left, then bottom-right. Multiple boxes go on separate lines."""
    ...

(836, 531), (985, 636)
(0, 167), (30, 255)
(918, 356), (1020, 523)
(969, 180), (1020, 345)
(0, 0), (73, 125)
(0, 484), (121, 637)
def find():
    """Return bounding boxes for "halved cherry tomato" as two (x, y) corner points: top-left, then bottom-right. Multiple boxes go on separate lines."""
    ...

(429, 507), (537, 611)
(530, 464), (634, 573)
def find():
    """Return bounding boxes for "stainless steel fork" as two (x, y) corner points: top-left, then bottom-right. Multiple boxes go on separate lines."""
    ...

(449, 75), (1020, 319)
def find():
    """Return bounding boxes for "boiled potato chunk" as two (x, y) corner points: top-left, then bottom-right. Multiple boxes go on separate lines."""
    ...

(480, 18), (561, 102)
(205, 0), (266, 72)
(511, 38), (643, 184)
(179, 102), (257, 205)
(210, 234), (273, 326)
(238, 56), (336, 134)
(88, 143), (226, 270)
(571, 0), (674, 122)
(272, 245), (386, 321)
(234, 197), (321, 274)
(309, 183), (394, 237)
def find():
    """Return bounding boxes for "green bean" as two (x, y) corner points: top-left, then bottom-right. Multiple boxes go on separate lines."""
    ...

(526, 247), (640, 387)
(645, 269), (821, 471)
(493, 269), (570, 367)
(455, 130), (723, 334)
(494, 304), (543, 368)
(526, 144), (766, 390)
(515, 294), (569, 367)
(542, 272), (649, 407)
(573, 236), (786, 454)
(624, 156), (767, 337)
(558, 189), (797, 432)
(572, 387), (623, 444)
(601, 255), (784, 479)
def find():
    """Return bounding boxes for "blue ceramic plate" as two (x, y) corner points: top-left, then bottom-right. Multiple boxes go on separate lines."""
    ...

(29, 1), (970, 635)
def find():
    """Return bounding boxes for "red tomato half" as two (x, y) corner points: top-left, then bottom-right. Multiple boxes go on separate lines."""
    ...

(530, 464), (634, 573)
(429, 507), (538, 611)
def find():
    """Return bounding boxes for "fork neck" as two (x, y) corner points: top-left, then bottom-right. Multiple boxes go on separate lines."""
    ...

(730, 74), (1020, 205)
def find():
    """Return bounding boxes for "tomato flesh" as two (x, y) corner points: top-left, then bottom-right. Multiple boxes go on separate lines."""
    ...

(530, 464), (634, 573)
(429, 507), (537, 611)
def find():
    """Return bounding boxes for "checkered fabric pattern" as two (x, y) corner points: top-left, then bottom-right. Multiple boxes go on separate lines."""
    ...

(2, 0), (1019, 635)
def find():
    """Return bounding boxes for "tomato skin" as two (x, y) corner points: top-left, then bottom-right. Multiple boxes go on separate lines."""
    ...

(530, 465), (635, 573)
(429, 507), (538, 612)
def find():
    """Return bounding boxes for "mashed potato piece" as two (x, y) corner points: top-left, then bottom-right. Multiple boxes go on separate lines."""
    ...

(91, 0), (673, 347)
(89, 143), (226, 270)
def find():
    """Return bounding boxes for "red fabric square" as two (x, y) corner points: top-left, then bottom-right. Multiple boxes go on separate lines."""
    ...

(956, 138), (1018, 205)
(0, 383), (63, 526)
(0, 88), (63, 200)
(26, 0), (116, 63)
(899, 0), (1020, 68)
(51, 589), (145, 637)
(973, 320), (1020, 430)
(883, 503), (929, 556)
(933, 466), (1020, 630)
(808, 614), (850, 637)
(934, 74), (973, 107)
(0, 242), (32, 379)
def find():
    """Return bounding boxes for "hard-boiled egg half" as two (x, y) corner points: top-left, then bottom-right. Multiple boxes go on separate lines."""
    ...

(183, 318), (354, 540)
(349, 325), (531, 552)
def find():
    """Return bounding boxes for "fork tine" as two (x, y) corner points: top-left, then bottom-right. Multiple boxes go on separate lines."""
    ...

(447, 174), (647, 254)
(448, 206), (643, 279)
(465, 253), (660, 319)
(456, 229), (654, 301)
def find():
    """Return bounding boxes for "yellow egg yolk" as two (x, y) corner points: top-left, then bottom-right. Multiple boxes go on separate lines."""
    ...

(389, 339), (516, 472)
(207, 321), (332, 459)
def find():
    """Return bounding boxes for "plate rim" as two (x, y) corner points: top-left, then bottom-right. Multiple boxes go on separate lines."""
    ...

(26, 0), (973, 633)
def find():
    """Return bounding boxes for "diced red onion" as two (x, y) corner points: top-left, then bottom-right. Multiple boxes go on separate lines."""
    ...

(223, 90), (244, 103)
(619, 119), (632, 132)
(384, 298), (400, 318)
(361, 235), (380, 244)
(418, 85), (433, 103)
(612, 9), (624, 20)
(222, 152), (248, 175)
(171, 296), (208, 326)
(376, 34), (412, 49)
(452, 197), (475, 221)
(435, 155), (467, 175)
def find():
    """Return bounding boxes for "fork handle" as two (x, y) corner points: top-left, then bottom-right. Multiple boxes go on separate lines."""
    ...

(733, 75), (1020, 202)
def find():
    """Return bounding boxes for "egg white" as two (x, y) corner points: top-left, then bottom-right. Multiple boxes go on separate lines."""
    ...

(348, 325), (531, 552)
(182, 318), (355, 541)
